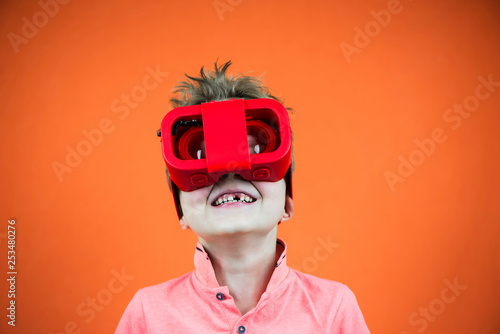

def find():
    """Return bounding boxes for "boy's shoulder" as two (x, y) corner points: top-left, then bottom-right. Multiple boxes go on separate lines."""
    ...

(289, 269), (355, 301)
(288, 269), (366, 320)
(135, 271), (194, 301)
(292, 268), (347, 288)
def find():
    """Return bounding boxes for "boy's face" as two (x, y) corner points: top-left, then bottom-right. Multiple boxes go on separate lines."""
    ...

(178, 173), (293, 241)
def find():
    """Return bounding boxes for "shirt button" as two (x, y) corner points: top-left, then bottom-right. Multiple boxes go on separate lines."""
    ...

(216, 293), (225, 301)
(238, 325), (246, 333)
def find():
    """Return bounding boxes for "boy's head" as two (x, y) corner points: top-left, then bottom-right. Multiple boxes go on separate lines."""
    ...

(160, 60), (294, 227)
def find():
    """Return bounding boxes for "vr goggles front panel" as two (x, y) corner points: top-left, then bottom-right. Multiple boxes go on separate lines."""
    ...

(159, 98), (292, 193)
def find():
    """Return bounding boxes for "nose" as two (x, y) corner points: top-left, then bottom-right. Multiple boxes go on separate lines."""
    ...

(219, 173), (240, 180)
(217, 173), (246, 183)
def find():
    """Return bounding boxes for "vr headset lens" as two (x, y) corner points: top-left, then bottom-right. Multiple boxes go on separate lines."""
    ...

(173, 119), (280, 161)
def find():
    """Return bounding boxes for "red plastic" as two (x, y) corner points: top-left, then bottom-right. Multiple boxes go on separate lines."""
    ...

(159, 98), (292, 217)
(202, 99), (251, 172)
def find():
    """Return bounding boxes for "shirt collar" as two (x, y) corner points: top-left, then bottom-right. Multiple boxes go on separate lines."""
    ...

(193, 238), (289, 292)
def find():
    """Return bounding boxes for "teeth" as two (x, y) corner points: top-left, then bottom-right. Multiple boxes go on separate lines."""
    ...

(213, 193), (255, 206)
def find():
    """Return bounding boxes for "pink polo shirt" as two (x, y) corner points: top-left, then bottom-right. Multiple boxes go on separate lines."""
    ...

(115, 239), (370, 333)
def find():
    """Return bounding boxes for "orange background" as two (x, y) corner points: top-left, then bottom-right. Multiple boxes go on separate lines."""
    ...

(1, 0), (499, 333)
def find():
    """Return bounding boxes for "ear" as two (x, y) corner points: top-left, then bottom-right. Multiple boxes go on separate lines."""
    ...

(179, 216), (190, 230)
(280, 195), (294, 223)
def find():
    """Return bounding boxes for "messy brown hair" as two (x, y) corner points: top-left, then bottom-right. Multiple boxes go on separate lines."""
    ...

(170, 60), (287, 108)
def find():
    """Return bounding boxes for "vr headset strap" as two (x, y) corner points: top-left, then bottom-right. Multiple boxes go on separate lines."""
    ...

(201, 99), (251, 173)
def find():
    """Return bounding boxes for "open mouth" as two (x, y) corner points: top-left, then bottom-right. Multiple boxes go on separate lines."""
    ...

(211, 192), (256, 207)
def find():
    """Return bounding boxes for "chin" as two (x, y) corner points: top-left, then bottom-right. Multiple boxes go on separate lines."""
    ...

(207, 216), (273, 236)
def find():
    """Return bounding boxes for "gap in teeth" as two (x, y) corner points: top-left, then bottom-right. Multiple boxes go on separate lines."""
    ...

(214, 193), (254, 206)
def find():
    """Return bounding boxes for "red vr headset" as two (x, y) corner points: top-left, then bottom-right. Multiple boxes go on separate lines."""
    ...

(158, 98), (293, 218)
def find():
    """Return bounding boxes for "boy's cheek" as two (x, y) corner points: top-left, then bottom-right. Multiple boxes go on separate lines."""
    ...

(179, 187), (213, 207)
(253, 179), (286, 194)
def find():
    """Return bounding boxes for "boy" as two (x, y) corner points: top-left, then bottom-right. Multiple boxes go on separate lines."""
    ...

(115, 60), (370, 333)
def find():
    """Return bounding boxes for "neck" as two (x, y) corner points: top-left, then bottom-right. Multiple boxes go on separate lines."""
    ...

(199, 229), (279, 315)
